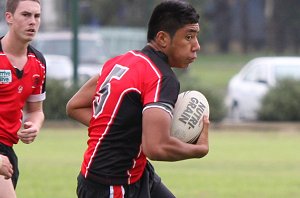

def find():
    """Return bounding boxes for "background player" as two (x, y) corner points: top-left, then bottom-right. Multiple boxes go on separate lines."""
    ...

(67, 1), (209, 197)
(0, 0), (46, 197)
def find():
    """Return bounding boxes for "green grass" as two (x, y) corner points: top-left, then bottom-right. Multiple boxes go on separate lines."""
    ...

(15, 127), (87, 198)
(14, 126), (300, 198)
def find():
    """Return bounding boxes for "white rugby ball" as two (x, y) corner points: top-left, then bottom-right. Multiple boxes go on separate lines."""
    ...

(171, 90), (209, 143)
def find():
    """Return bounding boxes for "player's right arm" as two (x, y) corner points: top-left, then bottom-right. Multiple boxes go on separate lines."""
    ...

(66, 75), (99, 126)
(142, 107), (209, 161)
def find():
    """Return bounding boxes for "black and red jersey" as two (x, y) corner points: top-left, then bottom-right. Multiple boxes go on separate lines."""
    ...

(0, 40), (46, 147)
(81, 46), (180, 185)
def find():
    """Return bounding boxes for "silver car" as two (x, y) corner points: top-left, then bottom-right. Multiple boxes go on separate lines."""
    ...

(225, 57), (300, 121)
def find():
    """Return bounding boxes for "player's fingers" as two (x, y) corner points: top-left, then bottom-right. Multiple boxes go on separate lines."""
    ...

(18, 133), (36, 143)
(23, 121), (33, 129)
(201, 116), (210, 131)
(1, 162), (13, 179)
(7, 160), (13, 170)
(4, 170), (13, 179)
(203, 115), (210, 124)
(17, 131), (37, 139)
(4, 172), (12, 180)
(9, 167), (13, 176)
(17, 131), (28, 139)
(20, 138), (34, 144)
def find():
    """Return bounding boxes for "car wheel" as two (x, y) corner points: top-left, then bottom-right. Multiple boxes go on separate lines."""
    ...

(230, 101), (241, 122)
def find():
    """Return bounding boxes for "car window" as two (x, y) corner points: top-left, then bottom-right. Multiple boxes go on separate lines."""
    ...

(274, 64), (300, 80)
(243, 64), (267, 83)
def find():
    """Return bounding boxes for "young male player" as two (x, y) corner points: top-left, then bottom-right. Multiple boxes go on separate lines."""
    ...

(67, 1), (209, 197)
(0, 0), (46, 197)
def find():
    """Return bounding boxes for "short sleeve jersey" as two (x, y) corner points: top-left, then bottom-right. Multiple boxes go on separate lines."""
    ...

(0, 40), (46, 147)
(81, 46), (180, 185)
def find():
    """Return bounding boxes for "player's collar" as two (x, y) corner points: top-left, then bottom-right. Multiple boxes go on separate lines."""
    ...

(142, 45), (169, 63)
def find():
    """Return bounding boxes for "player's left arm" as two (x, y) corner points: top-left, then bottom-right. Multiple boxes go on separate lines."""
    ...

(142, 107), (209, 161)
(66, 75), (99, 126)
(17, 101), (45, 144)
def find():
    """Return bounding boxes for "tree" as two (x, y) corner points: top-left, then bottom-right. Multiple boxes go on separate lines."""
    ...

(266, 0), (300, 54)
(88, 0), (156, 27)
(203, 0), (231, 53)
(86, 0), (206, 27)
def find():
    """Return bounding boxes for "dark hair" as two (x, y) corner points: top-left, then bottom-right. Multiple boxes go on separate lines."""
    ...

(6, 0), (40, 14)
(147, 0), (199, 42)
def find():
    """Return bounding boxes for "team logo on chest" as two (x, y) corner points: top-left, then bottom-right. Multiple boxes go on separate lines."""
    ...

(18, 85), (23, 93)
(0, 70), (12, 84)
(32, 74), (41, 88)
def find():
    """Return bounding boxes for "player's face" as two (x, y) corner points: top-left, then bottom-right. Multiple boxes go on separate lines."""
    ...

(166, 23), (200, 68)
(6, 1), (41, 42)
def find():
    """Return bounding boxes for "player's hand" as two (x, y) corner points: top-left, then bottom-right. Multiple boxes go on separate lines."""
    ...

(0, 155), (13, 179)
(202, 115), (210, 131)
(17, 121), (39, 144)
(196, 116), (210, 145)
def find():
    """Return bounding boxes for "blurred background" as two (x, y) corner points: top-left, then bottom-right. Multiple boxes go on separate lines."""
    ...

(2, 0), (299, 54)
(1, 1), (300, 197)
(1, 0), (300, 123)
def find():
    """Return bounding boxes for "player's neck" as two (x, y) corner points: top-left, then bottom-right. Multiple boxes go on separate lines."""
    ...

(147, 41), (165, 53)
(2, 32), (28, 56)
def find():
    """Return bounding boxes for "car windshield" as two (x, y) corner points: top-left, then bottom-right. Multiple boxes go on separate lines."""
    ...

(274, 64), (300, 80)
(36, 39), (109, 65)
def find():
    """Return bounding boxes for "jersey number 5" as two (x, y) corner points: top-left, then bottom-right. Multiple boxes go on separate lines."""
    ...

(93, 64), (128, 118)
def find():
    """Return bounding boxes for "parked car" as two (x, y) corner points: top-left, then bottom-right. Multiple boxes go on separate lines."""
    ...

(225, 57), (300, 121)
(44, 54), (73, 86)
(32, 31), (110, 83)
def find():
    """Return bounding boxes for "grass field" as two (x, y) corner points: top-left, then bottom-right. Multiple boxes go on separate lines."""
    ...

(14, 125), (300, 198)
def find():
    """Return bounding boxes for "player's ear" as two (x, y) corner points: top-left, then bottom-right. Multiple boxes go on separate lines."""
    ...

(156, 31), (170, 48)
(5, 12), (13, 25)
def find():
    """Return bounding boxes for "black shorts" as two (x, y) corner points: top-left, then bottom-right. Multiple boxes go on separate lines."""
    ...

(77, 162), (176, 198)
(0, 143), (19, 189)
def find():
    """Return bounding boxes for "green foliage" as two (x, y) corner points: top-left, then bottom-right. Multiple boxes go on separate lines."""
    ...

(44, 66), (227, 121)
(88, 0), (206, 27)
(44, 80), (79, 120)
(258, 79), (300, 121)
(175, 68), (227, 122)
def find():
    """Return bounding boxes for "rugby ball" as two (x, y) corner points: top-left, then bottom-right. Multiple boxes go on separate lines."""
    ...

(171, 90), (209, 143)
